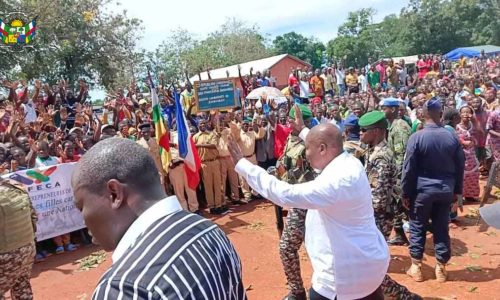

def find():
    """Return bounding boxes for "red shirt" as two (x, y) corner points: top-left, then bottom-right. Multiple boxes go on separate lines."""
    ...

(274, 124), (292, 159)
(417, 60), (428, 79)
(288, 75), (298, 88)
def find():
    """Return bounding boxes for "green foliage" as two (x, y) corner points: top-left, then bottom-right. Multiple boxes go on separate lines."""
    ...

(148, 18), (271, 82)
(272, 32), (325, 69)
(1, 0), (143, 90)
(327, 0), (499, 66)
(2, 0), (497, 90)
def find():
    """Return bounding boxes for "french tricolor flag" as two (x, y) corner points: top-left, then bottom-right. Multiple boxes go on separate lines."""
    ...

(174, 89), (201, 190)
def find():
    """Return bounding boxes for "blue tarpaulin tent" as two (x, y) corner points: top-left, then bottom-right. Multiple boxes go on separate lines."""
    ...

(444, 45), (500, 60)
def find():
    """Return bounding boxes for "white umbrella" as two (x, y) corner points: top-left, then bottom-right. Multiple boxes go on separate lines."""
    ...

(246, 86), (287, 104)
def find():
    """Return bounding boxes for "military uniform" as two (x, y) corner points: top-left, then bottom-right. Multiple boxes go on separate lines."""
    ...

(385, 99), (412, 244)
(277, 105), (316, 300)
(360, 111), (421, 300)
(0, 180), (37, 300)
(193, 130), (222, 210)
(365, 139), (396, 239)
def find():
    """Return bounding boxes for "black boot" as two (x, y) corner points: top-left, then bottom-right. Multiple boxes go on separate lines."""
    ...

(388, 226), (409, 246)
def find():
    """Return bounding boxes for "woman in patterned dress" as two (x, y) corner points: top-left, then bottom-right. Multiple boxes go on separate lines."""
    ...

(456, 106), (480, 201)
(486, 105), (500, 162)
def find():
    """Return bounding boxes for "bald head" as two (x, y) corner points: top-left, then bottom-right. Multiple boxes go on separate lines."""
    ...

(72, 138), (161, 196)
(305, 124), (343, 171)
(307, 124), (343, 149)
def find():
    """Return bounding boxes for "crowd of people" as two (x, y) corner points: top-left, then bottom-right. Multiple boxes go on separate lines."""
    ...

(0, 50), (499, 300)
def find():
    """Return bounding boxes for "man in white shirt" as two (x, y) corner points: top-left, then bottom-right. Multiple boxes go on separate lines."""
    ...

(358, 68), (369, 92)
(228, 105), (389, 300)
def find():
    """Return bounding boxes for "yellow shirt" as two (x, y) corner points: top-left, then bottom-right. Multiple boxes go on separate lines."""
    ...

(425, 70), (439, 79)
(181, 89), (198, 115)
(345, 74), (359, 86)
(137, 137), (165, 173)
(216, 128), (232, 157)
(230, 124), (265, 157)
(193, 131), (219, 161)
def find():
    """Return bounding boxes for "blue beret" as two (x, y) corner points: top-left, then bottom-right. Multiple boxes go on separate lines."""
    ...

(426, 97), (442, 111)
(380, 97), (400, 107)
(344, 114), (359, 126)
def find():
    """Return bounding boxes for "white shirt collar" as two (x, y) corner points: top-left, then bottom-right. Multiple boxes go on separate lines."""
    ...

(112, 196), (182, 263)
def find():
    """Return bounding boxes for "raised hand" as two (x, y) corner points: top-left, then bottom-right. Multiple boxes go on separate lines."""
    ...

(228, 135), (243, 164)
(289, 104), (305, 133)
(34, 79), (42, 90)
(60, 107), (68, 121)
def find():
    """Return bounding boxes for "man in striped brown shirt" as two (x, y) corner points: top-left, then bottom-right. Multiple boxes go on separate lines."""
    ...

(72, 138), (246, 300)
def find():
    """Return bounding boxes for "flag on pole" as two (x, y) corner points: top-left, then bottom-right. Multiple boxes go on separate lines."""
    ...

(148, 71), (171, 173)
(0, 19), (10, 44)
(24, 18), (37, 44)
(174, 88), (201, 190)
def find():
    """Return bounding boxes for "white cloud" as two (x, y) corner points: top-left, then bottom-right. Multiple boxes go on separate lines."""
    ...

(109, 0), (409, 50)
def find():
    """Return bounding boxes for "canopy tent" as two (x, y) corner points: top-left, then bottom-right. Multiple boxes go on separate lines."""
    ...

(444, 45), (500, 60)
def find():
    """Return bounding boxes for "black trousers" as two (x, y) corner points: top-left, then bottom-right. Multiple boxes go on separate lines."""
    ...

(309, 285), (384, 300)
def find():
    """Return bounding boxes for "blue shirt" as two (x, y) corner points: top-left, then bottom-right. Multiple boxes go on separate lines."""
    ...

(401, 123), (465, 200)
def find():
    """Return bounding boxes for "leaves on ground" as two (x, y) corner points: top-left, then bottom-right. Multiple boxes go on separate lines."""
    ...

(245, 284), (253, 291)
(468, 286), (478, 293)
(464, 208), (480, 219)
(484, 231), (497, 237)
(465, 265), (482, 272)
(76, 293), (87, 300)
(469, 253), (481, 260)
(74, 250), (107, 272)
(247, 221), (265, 231)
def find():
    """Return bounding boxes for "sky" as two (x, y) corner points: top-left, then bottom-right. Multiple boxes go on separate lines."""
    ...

(108, 0), (409, 50)
(90, 0), (409, 100)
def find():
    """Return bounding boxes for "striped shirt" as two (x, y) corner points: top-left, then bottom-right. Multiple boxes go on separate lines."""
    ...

(93, 197), (246, 300)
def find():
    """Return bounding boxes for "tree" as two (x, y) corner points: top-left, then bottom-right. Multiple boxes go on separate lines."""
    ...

(273, 32), (325, 69)
(326, 9), (378, 67)
(150, 19), (271, 82)
(1, 0), (143, 90)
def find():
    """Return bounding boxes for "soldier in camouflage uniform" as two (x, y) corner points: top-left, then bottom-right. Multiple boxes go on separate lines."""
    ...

(359, 111), (422, 300)
(275, 104), (315, 300)
(380, 98), (412, 246)
(0, 179), (37, 300)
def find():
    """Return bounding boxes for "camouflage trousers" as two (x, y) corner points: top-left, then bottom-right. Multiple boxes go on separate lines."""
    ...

(374, 214), (417, 299)
(375, 213), (394, 240)
(0, 243), (35, 300)
(381, 275), (417, 300)
(392, 177), (408, 229)
(279, 208), (307, 295)
(392, 199), (408, 229)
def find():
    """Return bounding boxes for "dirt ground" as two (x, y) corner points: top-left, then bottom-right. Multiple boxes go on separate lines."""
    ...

(20, 190), (500, 300)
